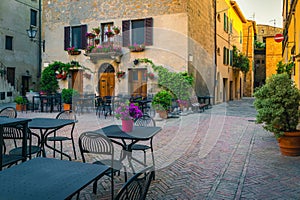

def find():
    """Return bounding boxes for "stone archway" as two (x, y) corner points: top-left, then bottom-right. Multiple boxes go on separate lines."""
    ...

(98, 63), (115, 97)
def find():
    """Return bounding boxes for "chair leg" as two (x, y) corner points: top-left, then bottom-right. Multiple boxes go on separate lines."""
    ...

(71, 137), (77, 160)
(60, 141), (63, 160)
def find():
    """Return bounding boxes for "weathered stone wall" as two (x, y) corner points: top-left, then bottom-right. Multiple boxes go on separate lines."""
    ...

(187, 0), (215, 97)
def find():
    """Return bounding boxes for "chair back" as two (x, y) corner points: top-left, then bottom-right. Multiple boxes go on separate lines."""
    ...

(56, 110), (77, 121)
(134, 115), (156, 127)
(0, 107), (17, 118)
(78, 131), (114, 163)
(114, 166), (155, 200)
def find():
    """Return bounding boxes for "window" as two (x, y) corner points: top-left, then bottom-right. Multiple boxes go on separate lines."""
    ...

(223, 47), (230, 65)
(239, 31), (242, 44)
(122, 18), (153, 47)
(229, 50), (233, 66)
(30, 9), (37, 27)
(261, 60), (265, 64)
(5, 36), (13, 50)
(229, 19), (233, 34)
(224, 13), (228, 32)
(64, 25), (87, 50)
(101, 22), (113, 43)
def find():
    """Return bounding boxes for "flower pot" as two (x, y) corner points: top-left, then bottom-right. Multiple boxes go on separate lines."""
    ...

(63, 103), (72, 111)
(122, 120), (134, 132)
(68, 51), (81, 56)
(157, 110), (168, 119)
(114, 29), (120, 35)
(278, 131), (300, 156)
(16, 104), (26, 111)
(95, 39), (100, 45)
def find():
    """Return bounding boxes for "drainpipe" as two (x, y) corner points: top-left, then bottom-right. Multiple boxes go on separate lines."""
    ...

(213, 0), (217, 105)
(38, 0), (42, 78)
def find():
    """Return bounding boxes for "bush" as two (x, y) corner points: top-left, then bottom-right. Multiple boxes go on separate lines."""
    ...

(152, 90), (173, 111)
(61, 88), (79, 104)
(254, 74), (300, 138)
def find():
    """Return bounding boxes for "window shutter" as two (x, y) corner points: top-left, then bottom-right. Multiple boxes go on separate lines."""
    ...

(122, 20), (130, 47)
(81, 24), (87, 49)
(145, 18), (153, 46)
(229, 50), (233, 66)
(223, 47), (226, 65)
(64, 26), (70, 50)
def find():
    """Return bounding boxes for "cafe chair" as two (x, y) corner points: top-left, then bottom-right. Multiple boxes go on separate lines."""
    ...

(132, 115), (156, 166)
(79, 131), (127, 199)
(0, 106), (17, 154)
(114, 166), (155, 200)
(0, 107), (17, 118)
(46, 110), (77, 160)
(7, 127), (42, 159)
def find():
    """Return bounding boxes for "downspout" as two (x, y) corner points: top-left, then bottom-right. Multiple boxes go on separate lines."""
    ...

(213, 0), (217, 104)
(38, 0), (42, 78)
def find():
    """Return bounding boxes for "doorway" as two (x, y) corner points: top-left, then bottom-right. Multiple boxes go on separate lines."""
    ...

(98, 63), (115, 97)
(21, 76), (30, 96)
(128, 68), (147, 97)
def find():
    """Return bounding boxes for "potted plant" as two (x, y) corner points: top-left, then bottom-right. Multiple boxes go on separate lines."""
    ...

(92, 27), (100, 35)
(254, 73), (300, 156)
(14, 96), (27, 111)
(115, 102), (143, 132)
(105, 30), (114, 38)
(152, 90), (173, 119)
(66, 47), (81, 55)
(112, 26), (120, 35)
(85, 32), (96, 39)
(128, 43), (145, 52)
(61, 88), (79, 110)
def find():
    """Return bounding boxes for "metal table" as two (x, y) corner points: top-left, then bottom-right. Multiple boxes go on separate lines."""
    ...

(29, 118), (76, 158)
(0, 117), (31, 170)
(0, 157), (109, 199)
(94, 125), (161, 171)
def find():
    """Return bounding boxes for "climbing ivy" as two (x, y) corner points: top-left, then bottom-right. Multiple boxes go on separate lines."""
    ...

(137, 58), (194, 100)
(276, 60), (294, 78)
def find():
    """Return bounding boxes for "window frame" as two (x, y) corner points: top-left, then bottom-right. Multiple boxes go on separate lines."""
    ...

(122, 18), (153, 47)
(5, 35), (13, 51)
(64, 24), (87, 50)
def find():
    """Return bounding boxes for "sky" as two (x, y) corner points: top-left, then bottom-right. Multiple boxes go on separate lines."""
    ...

(235, 0), (283, 28)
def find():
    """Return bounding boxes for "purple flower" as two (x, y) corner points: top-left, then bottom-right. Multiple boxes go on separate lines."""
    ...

(115, 101), (143, 120)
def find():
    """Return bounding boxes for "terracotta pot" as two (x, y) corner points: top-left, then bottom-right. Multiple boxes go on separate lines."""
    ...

(122, 120), (133, 132)
(278, 131), (300, 156)
(114, 29), (120, 35)
(16, 104), (26, 111)
(157, 110), (168, 119)
(63, 103), (71, 111)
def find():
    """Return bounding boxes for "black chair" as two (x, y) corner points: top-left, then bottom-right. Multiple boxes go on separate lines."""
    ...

(103, 96), (113, 118)
(79, 131), (127, 199)
(95, 96), (105, 117)
(7, 127), (42, 159)
(132, 115), (156, 166)
(0, 107), (17, 118)
(114, 166), (155, 200)
(46, 110), (77, 160)
(0, 107), (17, 154)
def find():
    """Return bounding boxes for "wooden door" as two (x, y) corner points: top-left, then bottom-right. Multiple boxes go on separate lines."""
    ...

(128, 68), (147, 97)
(71, 70), (83, 94)
(99, 73), (115, 97)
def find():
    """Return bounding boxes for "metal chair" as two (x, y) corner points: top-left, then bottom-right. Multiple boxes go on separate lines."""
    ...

(78, 131), (127, 199)
(114, 166), (155, 200)
(132, 115), (156, 166)
(0, 107), (17, 154)
(0, 107), (17, 118)
(46, 110), (77, 160)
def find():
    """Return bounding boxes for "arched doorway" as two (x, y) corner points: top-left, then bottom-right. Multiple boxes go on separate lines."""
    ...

(98, 63), (115, 97)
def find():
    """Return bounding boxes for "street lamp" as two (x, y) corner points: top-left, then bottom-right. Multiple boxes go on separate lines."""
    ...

(26, 26), (37, 40)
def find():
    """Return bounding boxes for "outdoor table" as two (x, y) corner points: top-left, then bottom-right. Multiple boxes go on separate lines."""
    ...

(198, 96), (214, 108)
(94, 125), (161, 172)
(0, 157), (109, 200)
(32, 95), (55, 112)
(29, 118), (76, 158)
(0, 117), (31, 170)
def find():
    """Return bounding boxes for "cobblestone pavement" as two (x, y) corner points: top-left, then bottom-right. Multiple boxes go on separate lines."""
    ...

(2, 98), (300, 199)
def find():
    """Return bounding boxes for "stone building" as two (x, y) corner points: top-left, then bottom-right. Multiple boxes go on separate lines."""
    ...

(254, 25), (282, 88)
(42, 0), (215, 99)
(0, 0), (41, 102)
(282, 0), (300, 88)
(215, 0), (249, 102)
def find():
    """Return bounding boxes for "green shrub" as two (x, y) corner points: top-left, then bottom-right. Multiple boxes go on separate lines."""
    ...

(152, 90), (173, 111)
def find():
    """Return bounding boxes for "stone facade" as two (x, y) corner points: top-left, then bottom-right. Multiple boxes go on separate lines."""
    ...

(43, 0), (215, 99)
(0, 0), (40, 100)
